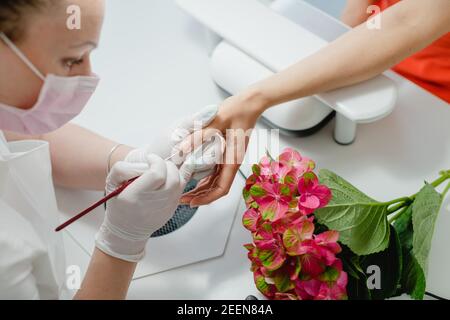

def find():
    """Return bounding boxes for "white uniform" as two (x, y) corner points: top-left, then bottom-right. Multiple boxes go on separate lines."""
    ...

(0, 131), (65, 299)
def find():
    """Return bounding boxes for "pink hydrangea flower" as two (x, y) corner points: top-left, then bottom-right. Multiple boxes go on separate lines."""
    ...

(253, 227), (287, 272)
(259, 158), (292, 183)
(298, 172), (332, 214)
(278, 147), (315, 176)
(242, 148), (346, 300)
(294, 260), (348, 300)
(302, 261), (347, 300)
(282, 220), (315, 256)
(242, 208), (261, 232)
(253, 268), (276, 299)
(274, 292), (298, 300)
(250, 182), (292, 222)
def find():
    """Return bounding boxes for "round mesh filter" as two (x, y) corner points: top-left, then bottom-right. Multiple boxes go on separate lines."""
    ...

(151, 180), (199, 237)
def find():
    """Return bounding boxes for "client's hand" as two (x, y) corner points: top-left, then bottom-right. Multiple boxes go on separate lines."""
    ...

(180, 91), (267, 207)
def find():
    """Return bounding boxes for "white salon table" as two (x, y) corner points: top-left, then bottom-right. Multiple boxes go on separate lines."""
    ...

(60, 0), (450, 300)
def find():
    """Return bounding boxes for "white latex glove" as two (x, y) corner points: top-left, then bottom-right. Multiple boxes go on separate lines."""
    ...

(125, 105), (218, 165)
(95, 154), (194, 262)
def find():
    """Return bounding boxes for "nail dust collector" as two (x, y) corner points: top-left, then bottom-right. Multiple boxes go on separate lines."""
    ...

(177, 0), (397, 144)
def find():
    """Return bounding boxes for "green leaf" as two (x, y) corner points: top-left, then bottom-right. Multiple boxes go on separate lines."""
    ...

(392, 184), (443, 300)
(360, 226), (402, 300)
(350, 255), (365, 274)
(399, 248), (426, 299)
(316, 169), (390, 255)
(412, 184), (443, 275)
(339, 245), (371, 300)
(342, 258), (361, 280)
(393, 206), (426, 299)
(346, 272), (372, 300)
(319, 169), (376, 203)
(393, 205), (413, 250)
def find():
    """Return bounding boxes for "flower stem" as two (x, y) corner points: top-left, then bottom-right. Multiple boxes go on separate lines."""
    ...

(431, 172), (450, 188)
(407, 172), (450, 202)
(387, 200), (410, 214)
(439, 170), (450, 177)
(385, 197), (411, 206)
(386, 170), (450, 222)
(442, 181), (450, 199)
(389, 206), (409, 224)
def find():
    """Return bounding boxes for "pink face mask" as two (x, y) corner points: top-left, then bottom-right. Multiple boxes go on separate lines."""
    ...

(0, 32), (99, 135)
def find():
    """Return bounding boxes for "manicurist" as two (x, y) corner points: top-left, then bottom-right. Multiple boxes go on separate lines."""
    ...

(0, 0), (217, 299)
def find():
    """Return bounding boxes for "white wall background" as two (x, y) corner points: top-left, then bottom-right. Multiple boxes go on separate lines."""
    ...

(304, 0), (346, 18)
(261, 0), (347, 18)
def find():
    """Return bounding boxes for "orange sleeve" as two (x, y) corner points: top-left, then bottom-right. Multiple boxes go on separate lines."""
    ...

(372, 0), (450, 103)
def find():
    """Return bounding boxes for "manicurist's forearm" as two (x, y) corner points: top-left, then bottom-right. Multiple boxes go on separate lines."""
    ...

(247, 0), (450, 113)
(4, 124), (133, 190)
(41, 124), (133, 190)
(74, 249), (136, 300)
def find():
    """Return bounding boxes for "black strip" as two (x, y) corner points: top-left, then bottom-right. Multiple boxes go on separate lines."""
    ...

(425, 291), (447, 300)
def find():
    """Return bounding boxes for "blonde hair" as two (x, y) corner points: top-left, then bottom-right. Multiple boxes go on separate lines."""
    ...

(0, 0), (51, 42)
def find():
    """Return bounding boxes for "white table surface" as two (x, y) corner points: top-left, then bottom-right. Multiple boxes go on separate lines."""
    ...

(60, 0), (450, 300)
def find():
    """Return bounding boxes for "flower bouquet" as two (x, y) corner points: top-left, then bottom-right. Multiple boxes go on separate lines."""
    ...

(243, 148), (450, 300)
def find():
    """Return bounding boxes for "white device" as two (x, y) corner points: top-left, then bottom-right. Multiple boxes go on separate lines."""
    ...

(176, 0), (398, 144)
(58, 175), (243, 278)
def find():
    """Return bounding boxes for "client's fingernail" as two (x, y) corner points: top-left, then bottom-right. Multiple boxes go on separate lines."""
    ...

(190, 202), (198, 209)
